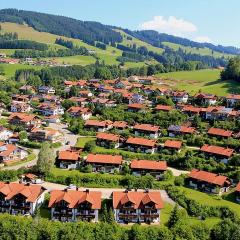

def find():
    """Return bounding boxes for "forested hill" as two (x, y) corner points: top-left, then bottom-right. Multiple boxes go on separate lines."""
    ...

(124, 30), (240, 55)
(0, 9), (122, 45)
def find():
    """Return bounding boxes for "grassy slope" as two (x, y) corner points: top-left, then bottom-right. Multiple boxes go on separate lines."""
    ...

(0, 22), (149, 67)
(162, 42), (234, 59)
(156, 69), (240, 96)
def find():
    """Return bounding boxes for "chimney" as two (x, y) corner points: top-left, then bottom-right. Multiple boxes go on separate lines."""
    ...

(134, 188), (138, 192)
(85, 189), (89, 193)
(76, 187), (79, 191)
(144, 188), (149, 193)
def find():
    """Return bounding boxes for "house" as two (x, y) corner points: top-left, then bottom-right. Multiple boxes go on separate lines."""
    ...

(38, 86), (55, 95)
(79, 90), (93, 98)
(96, 132), (122, 148)
(226, 94), (240, 107)
(112, 121), (128, 132)
(29, 128), (64, 143)
(48, 189), (101, 222)
(200, 144), (234, 163)
(236, 183), (240, 203)
(67, 106), (92, 120)
(85, 154), (123, 173)
(114, 80), (132, 89)
(128, 94), (146, 104)
(21, 173), (38, 184)
(155, 105), (173, 112)
(164, 140), (182, 152)
(38, 103), (64, 116)
(44, 115), (61, 124)
(85, 120), (113, 132)
(9, 112), (41, 131)
(204, 106), (232, 120)
(57, 149), (81, 169)
(128, 76), (154, 85)
(0, 182), (46, 215)
(68, 97), (89, 107)
(130, 160), (167, 179)
(133, 124), (160, 139)
(168, 125), (196, 137)
(19, 85), (36, 94)
(171, 91), (188, 103)
(0, 142), (28, 164)
(0, 126), (13, 141)
(182, 105), (203, 116)
(128, 103), (146, 113)
(113, 190), (164, 224)
(194, 93), (217, 105)
(12, 94), (30, 103)
(188, 169), (231, 195)
(207, 128), (233, 138)
(126, 137), (157, 154)
(10, 101), (31, 113)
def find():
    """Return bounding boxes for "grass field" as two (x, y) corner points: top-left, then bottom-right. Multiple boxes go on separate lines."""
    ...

(76, 137), (96, 148)
(157, 69), (240, 96)
(178, 186), (240, 217)
(0, 63), (42, 79)
(45, 55), (96, 65)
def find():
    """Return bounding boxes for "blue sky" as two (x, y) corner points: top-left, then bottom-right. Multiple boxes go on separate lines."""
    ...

(0, 0), (239, 46)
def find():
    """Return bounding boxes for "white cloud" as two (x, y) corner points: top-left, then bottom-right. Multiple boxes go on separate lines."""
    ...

(194, 36), (212, 43)
(140, 16), (197, 36)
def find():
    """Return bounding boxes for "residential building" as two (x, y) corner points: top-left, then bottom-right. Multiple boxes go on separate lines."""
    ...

(200, 144), (234, 163)
(10, 101), (31, 113)
(188, 169), (231, 195)
(168, 125), (196, 137)
(113, 190), (164, 224)
(38, 86), (55, 94)
(0, 182), (46, 215)
(126, 137), (157, 154)
(164, 140), (182, 152)
(0, 142), (28, 164)
(29, 128), (64, 143)
(85, 154), (123, 173)
(207, 128), (233, 138)
(85, 120), (113, 132)
(112, 121), (128, 132)
(133, 124), (160, 139)
(48, 189), (101, 222)
(155, 105), (173, 112)
(127, 103), (146, 113)
(236, 183), (240, 203)
(226, 94), (240, 107)
(0, 126), (13, 141)
(67, 106), (92, 120)
(171, 91), (188, 103)
(130, 160), (167, 179)
(57, 149), (81, 169)
(8, 113), (41, 131)
(96, 132), (122, 148)
(38, 103), (64, 116)
(194, 93), (217, 105)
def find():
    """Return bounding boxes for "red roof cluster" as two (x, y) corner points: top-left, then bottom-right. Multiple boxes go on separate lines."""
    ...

(0, 182), (45, 202)
(200, 144), (234, 157)
(189, 169), (230, 186)
(130, 160), (167, 171)
(113, 191), (164, 209)
(48, 190), (101, 209)
(207, 128), (233, 137)
(126, 137), (156, 147)
(86, 154), (123, 165)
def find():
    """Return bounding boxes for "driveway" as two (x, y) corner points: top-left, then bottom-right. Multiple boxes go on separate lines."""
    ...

(41, 181), (175, 204)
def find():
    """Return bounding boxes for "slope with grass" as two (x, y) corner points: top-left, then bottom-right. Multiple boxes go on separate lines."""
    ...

(156, 69), (240, 96)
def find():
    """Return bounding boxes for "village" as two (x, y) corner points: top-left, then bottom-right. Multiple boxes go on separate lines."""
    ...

(0, 73), (239, 225)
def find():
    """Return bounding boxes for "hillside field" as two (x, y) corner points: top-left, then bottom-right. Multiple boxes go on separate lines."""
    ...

(157, 69), (240, 96)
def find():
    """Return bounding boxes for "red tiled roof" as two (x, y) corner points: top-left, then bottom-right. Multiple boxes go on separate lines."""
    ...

(155, 105), (172, 111)
(195, 93), (217, 99)
(85, 120), (112, 127)
(236, 182), (240, 192)
(164, 140), (182, 149)
(182, 105), (202, 113)
(226, 94), (240, 100)
(0, 182), (45, 202)
(126, 137), (156, 147)
(200, 144), (234, 157)
(207, 128), (232, 137)
(133, 124), (160, 132)
(112, 121), (128, 129)
(128, 103), (145, 109)
(9, 113), (37, 122)
(189, 169), (230, 186)
(130, 160), (167, 171)
(86, 154), (122, 165)
(67, 106), (90, 114)
(58, 150), (80, 161)
(113, 191), (164, 209)
(0, 143), (17, 157)
(96, 132), (120, 142)
(180, 126), (195, 134)
(48, 190), (101, 209)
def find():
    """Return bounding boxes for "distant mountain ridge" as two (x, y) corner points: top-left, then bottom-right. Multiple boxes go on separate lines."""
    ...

(0, 8), (239, 56)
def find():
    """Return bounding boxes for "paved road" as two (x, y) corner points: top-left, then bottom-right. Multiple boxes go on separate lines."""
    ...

(41, 181), (175, 204)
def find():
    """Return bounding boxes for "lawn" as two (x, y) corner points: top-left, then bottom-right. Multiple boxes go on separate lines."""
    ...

(178, 186), (240, 217)
(75, 137), (96, 148)
(0, 63), (42, 79)
(44, 55), (96, 65)
(156, 69), (240, 96)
